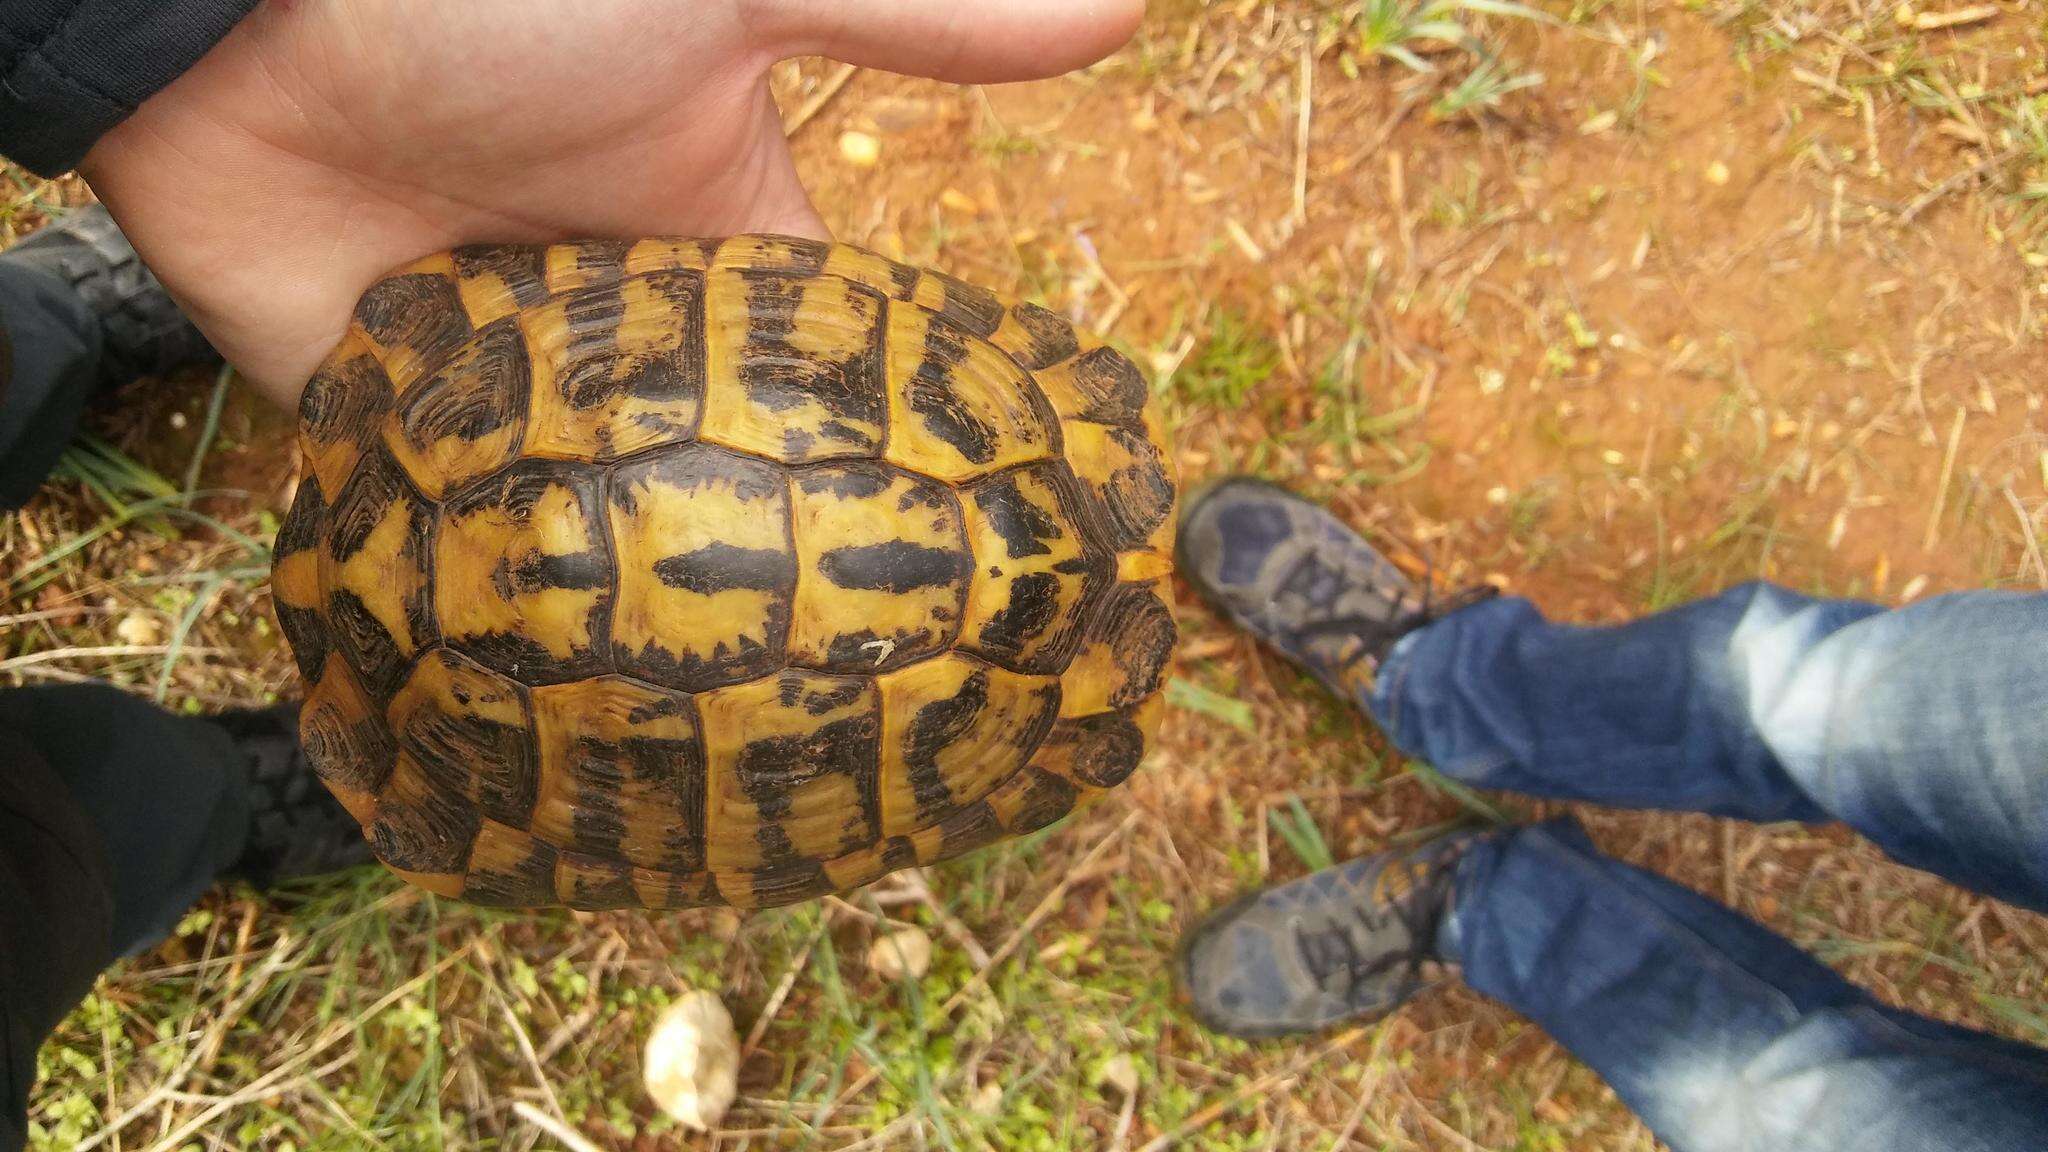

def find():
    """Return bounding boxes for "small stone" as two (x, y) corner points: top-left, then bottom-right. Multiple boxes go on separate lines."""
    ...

(939, 188), (981, 216)
(116, 612), (162, 647)
(1704, 161), (1731, 186)
(1095, 1053), (1140, 1097)
(643, 991), (739, 1133)
(867, 925), (933, 981)
(838, 131), (882, 168)
(971, 1081), (1005, 1115)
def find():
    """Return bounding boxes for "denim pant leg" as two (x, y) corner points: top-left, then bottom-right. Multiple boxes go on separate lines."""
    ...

(1445, 821), (2048, 1152)
(0, 259), (101, 511)
(1369, 582), (2048, 912)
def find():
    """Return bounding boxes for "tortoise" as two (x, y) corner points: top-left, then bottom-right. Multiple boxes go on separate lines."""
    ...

(269, 234), (1178, 911)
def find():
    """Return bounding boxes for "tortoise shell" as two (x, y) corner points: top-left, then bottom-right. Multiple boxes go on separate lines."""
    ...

(270, 235), (1177, 910)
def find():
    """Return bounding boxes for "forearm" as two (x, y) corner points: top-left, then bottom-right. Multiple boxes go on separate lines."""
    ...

(0, 0), (257, 176)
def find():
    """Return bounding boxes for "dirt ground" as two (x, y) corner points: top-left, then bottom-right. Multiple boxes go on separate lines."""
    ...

(9, 0), (2048, 1149)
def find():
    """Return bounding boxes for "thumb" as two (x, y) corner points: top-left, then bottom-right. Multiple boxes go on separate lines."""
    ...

(747, 0), (1145, 84)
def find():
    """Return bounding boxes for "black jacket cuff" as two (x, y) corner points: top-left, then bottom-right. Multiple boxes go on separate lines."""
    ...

(0, 0), (259, 177)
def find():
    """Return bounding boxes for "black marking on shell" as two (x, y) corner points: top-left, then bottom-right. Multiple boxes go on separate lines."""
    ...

(901, 669), (988, 821)
(397, 659), (539, 827)
(1051, 712), (1147, 790)
(301, 673), (395, 796)
(736, 272), (886, 454)
(557, 851), (639, 909)
(748, 859), (833, 907)
(925, 270), (1005, 337)
(354, 272), (474, 379)
(463, 835), (559, 907)
(299, 354), (392, 469)
(442, 459), (615, 685)
(1099, 427), (1176, 550)
(1064, 345), (1149, 425)
(936, 801), (1006, 858)
(819, 541), (973, 594)
(273, 479), (330, 681)
(1004, 768), (1080, 834)
(653, 543), (792, 595)
(369, 784), (478, 874)
(452, 245), (551, 309)
(1006, 303), (1080, 370)
(393, 317), (531, 455)
(323, 453), (436, 701)
(1090, 584), (1178, 709)
(906, 319), (999, 464)
(980, 572), (1062, 660)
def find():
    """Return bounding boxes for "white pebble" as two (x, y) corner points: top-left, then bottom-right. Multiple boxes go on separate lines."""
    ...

(642, 990), (739, 1133)
(867, 925), (933, 981)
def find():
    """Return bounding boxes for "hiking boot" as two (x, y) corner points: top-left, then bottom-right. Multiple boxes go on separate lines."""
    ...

(213, 705), (373, 887)
(4, 203), (218, 386)
(1176, 829), (1486, 1038)
(1176, 477), (1495, 705)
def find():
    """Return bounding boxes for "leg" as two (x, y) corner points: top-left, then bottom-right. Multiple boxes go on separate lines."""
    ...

(1375, 584), (2048, 911)
(0, 686), (249, 1152)
(0, 258), (101, 509)
(1447, 820), (2048, 1152)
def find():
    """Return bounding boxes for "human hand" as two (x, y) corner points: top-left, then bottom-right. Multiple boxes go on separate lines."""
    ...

(80, 0), (1144, 407)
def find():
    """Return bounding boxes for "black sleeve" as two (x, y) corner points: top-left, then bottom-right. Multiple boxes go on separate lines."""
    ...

(0, 0), (259, 178)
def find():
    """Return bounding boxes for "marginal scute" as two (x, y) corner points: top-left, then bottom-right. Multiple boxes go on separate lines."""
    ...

(1031, 711), (1148, 791)
(608, 444), (796, 690)
(299, 334), (393, 502)
(545, 239), (630, 295)
(788, 462), (970, 672)
(882, 305), (1057, 483)
(529, 676), (704, 873)
(367, 754), (480, 875)
(701, 269), (886, 461)
(1059, 583), (1177, 718)
(986, 766), (1082, 835)
(1033, 345), (1148, 426)
(272, 478), (329, 682)
(387, 649), (538, 827)
(696, 670), (880, 875)
(1060, 420), (1177, 553)
(452, 245), (551, 328)
(911, 269), (1005, 337)
(302, 653), (394, 820)
(711, 234), (830, 276)
(437, 459), (613, 684)
(462, 818), (559, 907)
(989, 302), (1081, 371)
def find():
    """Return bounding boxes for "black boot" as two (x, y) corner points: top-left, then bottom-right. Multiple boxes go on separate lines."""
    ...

(5, 203), (218, 386)
(212, 706), (373, 888)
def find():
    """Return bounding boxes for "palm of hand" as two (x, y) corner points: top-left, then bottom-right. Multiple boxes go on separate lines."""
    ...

(80, 0), (1140, 405)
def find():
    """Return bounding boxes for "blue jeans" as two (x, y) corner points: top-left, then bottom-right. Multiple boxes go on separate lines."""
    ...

(1369, 583), (2048, 1152)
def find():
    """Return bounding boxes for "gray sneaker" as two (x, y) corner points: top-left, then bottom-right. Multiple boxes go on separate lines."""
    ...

(1175, 829), (1484, 1038)
(1176, 477), (1494, 706)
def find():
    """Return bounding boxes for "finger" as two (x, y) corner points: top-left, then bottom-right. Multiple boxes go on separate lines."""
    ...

(748, 0), (1145, 84)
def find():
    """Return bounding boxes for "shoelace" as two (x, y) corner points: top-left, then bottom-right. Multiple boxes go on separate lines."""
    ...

(1291, 580), (1500, 677)
(1293, 841), (1468, 996)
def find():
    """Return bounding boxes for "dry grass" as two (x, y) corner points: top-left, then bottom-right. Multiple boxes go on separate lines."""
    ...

(8, 0), (2048, 1148)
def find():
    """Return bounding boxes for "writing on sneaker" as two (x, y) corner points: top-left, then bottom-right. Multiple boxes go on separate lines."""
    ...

(1175, 477), (1494, 705)
(1175, 829), (1484, 1039)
